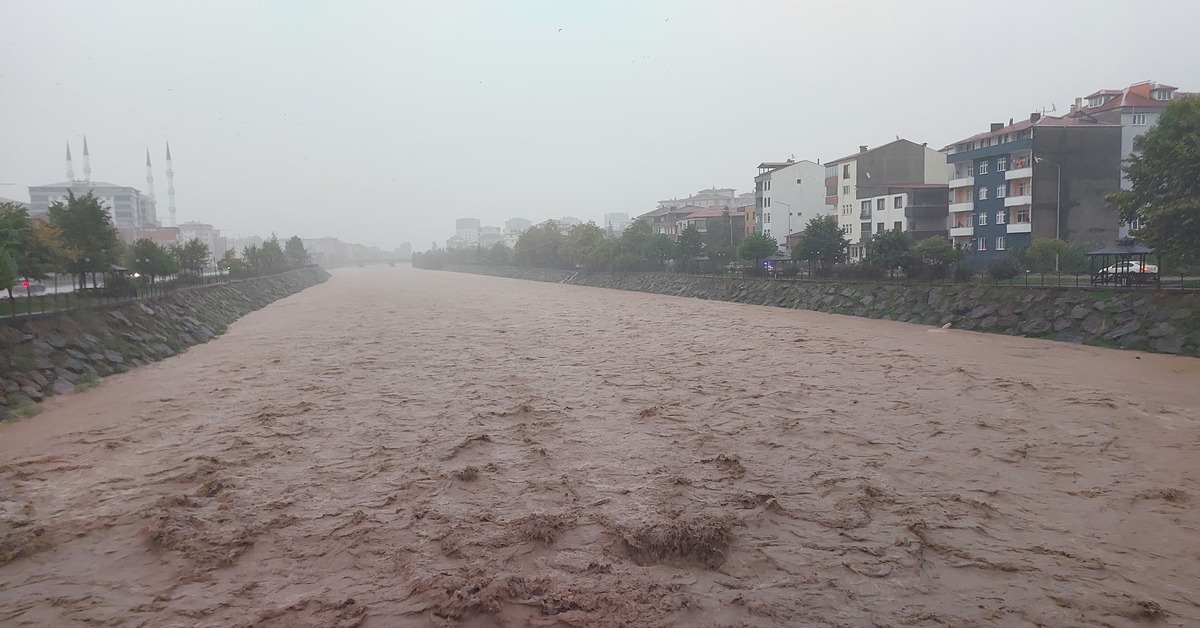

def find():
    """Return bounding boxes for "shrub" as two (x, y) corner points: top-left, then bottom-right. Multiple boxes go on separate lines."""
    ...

(832, 263), (886, 281)
(987, 258), (1021, 280)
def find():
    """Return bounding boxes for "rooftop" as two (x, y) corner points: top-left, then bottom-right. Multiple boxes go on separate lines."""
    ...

(946, 114), (1119, 149)
(30, 180), (138, 190)
(825, 139), (927, 166)
(1082, 81), (1186, 114)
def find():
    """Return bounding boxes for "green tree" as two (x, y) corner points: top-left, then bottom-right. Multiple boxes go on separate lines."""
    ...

(218, 248), (245, 275)
(284, 236), (310, 265)
(1110, 97), (1200, 266)
(913, 235), (962, 277)
(563, 222), (608, 270)
(703, 210), (734, 251)
(792, 215), (849, 272)
(487, 242), (513, 265)
(645, 234), (676, 268)
(47, 192), (123, 288)
(863, 229), (913, 276)
(173, 237), (211, 275)
(1023, 238), (1066, 273)
(738, 233), (778, 266)
(260, 234), (287, 270)
(514, 221), (565, 267)
(242, 243), (262, 271)
(676, 224), (704, 270)
(128, 238), (180, 283)
(0, 248), (17, 299)
(0, 202), (56, 284)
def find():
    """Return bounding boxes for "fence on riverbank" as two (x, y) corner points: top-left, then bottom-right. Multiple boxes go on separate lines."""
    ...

(2, 265), (321, 321)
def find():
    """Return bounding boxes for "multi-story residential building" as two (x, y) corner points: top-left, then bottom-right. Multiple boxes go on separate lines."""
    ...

(657, 188), (739, 211)
(455, 218), (481, 246)
(1075, 80), (1190, 236)
(505, 217), (532, 233)
(178, 221), (219, 264)
(638, 205), (704, 237)
(825, 139), (951, 260)
(395, 242), (413, 260)
(29, 180), (159, 233)
(478, 226), (504, 248)
(943, 113), (1122, 264)
(674, 206), (747, 246)
(753, 159), (831, 246)
(854, 184), (949, 244)
(737, 202), (756, 239)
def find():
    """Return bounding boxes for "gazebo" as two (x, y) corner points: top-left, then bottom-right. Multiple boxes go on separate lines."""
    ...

(1088, 239), (1158, 287)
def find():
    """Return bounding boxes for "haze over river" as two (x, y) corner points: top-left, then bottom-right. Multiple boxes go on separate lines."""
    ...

(2, 267), (1199, 627)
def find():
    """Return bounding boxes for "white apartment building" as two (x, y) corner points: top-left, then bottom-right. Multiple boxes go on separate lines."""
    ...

(754, 160), (831, 248)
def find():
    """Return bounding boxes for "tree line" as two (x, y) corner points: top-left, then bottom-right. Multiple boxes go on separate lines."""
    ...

(0, 192), (310, 298)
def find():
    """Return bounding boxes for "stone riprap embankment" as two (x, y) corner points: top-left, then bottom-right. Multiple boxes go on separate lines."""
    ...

(444, 265), (1198, 357)
(0, 267), (330, 416)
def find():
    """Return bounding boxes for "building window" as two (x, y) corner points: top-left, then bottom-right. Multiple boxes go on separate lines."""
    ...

(1133, 113), (1148, 126)
(843, 185), (850, 194)
(996, 185), (1006, 198)
(978, 162), (989, 175)
(997, 157), (1007, 171)
(996, 210), (1006, 224)
(843, 164), (851, 179)
(876, 198), (885, 210)
(826, 165), (837, 178)
(861, 200), (871, 211)
(894, 221), (902, 231)
(978, 187), (988, 200)
(1015, 208), (1031, 223)
(996, 236), (1006, 251)
(877, 222), (885, 234)
(893, 196), (903, 209)
(977, 237), (988, 251)
(978, 213), (988, 226)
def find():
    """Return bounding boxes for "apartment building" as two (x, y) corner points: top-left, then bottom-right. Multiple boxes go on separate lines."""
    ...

(753, 159), (830, 246)
(1076, 80), (1190, 236)
(854, 184), (949, 244)
(824, 139), (951, 260)
(944, 113), (1122, 263)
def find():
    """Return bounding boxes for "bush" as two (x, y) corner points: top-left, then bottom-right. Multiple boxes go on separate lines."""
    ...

(832, 263), (886, 281)
(987, 258), (1021, 280)
(780, 267), (799, 278)
(952, 265), (976, 282)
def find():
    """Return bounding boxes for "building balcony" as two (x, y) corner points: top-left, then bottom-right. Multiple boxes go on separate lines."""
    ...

(949, 201), (974, 213)
(1007, 222), (1032, 234)
(949, 176), (975, 189)
(950, 226), (974, 238)
(1005, 167), (1033, 180)
(1004, 195), (1032, 207)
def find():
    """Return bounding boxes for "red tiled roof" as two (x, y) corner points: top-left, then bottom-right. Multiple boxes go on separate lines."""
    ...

(1083, 81), (1182, 113)
(682, 206), (733, 220)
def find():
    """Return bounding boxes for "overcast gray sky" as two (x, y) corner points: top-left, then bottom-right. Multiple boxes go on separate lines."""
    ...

(2, 0), (1197, 250)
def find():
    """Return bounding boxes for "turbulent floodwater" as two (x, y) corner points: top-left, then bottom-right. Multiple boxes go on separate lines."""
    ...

(2, 267), (1199, 627)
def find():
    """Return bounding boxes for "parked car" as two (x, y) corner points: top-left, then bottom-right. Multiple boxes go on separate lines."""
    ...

(1099, 261), (1159, 275)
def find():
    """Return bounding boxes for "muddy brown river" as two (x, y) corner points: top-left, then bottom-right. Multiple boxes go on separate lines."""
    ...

(2, 267), (1199, 627)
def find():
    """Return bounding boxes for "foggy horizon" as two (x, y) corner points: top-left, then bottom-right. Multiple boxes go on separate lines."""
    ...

(2, 0), (1198, 250)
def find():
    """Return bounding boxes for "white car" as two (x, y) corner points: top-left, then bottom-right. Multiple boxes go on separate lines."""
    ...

(1100, 261), (1158, 275)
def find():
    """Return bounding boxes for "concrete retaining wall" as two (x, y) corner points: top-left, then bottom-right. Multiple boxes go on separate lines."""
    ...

(445, 266), (1198, 358)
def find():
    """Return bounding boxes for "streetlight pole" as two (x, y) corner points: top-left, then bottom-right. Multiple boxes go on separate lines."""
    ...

(1035, 156), (1062, 271)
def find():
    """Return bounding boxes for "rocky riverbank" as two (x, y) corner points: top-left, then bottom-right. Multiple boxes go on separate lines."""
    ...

(0, 267), (330, 417)
(443, 265), (1199, 357)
